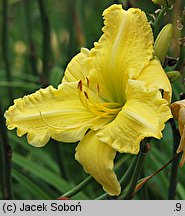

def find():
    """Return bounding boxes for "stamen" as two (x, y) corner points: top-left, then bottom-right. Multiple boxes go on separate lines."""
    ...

(86, 77), (90, 87)
(77, 80), (83, 91)
(77, 80), (88, 108)
(77, 78), (122, 118)
(39, 110), (102, 130)
(39, 110), (63, 131)
(97, 83), (100, 94)
(84, 91), (89, 99)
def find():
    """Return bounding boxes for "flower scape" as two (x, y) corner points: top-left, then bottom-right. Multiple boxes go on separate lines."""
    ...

(5, 4), (172, 196)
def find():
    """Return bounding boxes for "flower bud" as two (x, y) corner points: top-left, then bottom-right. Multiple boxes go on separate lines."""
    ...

(154, 24), (173, 64)
(166, 71), (180, 83)
(152, 0), (175, 7)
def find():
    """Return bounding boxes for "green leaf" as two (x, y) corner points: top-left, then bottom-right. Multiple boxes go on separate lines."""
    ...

(12, 168), (51, 199)
(8, 132), (59, 174)
(0, 81), (41, 89)
(176, 183), (185, 199)
(12, 153), (88, 199)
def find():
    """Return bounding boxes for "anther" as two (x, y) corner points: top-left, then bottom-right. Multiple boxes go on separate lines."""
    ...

(97, 83), (100, 94)
(77, 80), (83, 91)
(84, 91), (89, 99)
(86, 77), (90, 87)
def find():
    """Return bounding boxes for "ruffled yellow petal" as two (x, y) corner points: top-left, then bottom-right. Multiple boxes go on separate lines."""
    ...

(85, 4), (153, 104)
(62, 48), (90, 83)
(5, 82), (111, 147)
(176, 109), (185, 167)
(137, 59), (172, 103)
(171, 99), (185, 121)
(75, 130), (121, 196)
(177, 127), (185, 167)
(97, 80), (172, 154)
(178, 107), (185, 136)
(171, 100), (185, 167)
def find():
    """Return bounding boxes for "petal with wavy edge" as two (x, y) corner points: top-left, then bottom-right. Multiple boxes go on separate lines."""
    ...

(171, 105), (185, 167)
(5, 82), (111, 147)
(171, 99), (185, 121)
(85, 5), (153, 104)
(177, 126), (185, 167)
(177, 107), (185, 136)
(75, 130), (121, 196)
(97, 80), (172, 154)
(137, 59), (172, 103)
(62, 48), (90, 83)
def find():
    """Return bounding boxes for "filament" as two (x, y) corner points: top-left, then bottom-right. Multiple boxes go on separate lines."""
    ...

(77, 79), (122, 118)
(39, 110), (102, 131)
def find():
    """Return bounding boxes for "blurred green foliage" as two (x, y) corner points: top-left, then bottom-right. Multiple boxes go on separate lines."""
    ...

(0, 0), (185, 200)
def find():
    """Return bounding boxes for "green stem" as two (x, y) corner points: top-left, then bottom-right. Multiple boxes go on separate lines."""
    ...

(168, 119), (181, 200)
(176, 6), (185, 72)
(153, 7), (168, 39)
(37, 0), (51, 85)
(0, 102), (12, 199)
(59, 176), (94, 198)
(120, 155), (138, 188)
(1, 0), (13, 100)
(133, 153), (180, 197)
(118, 141), (151, 200)
(24, 0), (38, 76)
(62, 154), (129, 200)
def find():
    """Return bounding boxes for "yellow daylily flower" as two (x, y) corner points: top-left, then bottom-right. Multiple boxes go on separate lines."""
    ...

(5, 4), (172, 196)
(171, 99), (185, 167)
